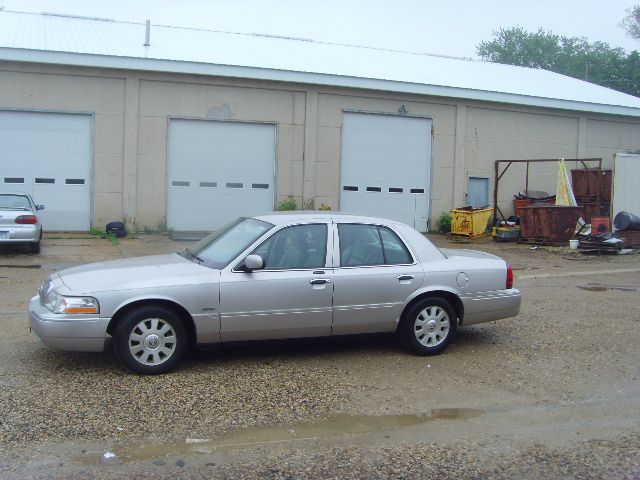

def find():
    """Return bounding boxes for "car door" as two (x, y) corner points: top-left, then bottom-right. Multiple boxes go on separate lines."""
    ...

(219, 222), (334, 341)
(331, 222), (424, 335)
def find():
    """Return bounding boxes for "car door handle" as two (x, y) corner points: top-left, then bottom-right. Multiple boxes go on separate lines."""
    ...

(397, 275), (414, 281)
(309, 279), (331, 285)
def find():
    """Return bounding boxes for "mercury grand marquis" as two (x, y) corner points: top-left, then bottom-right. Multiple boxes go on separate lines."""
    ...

(29, 212), (521, 374)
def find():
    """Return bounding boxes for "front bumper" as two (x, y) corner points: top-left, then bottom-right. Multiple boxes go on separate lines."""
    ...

(28, 296), (110, 352)
(0, 224), (41, 243)
(460, 288), (521, 326)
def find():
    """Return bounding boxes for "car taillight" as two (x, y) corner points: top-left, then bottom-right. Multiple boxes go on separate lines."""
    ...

(506, 263), (513, 289)
(15, 215), (38, 224)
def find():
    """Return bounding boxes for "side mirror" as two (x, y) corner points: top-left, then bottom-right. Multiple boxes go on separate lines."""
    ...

(36, 205), (45, 211)
(244, 254), (264, 271)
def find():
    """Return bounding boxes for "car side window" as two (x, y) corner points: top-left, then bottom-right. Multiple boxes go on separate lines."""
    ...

(338, 224), (413, 266)
(338, 224), (384, 266)
(251, 224), (327, 270)
(379, 226), (413, 264)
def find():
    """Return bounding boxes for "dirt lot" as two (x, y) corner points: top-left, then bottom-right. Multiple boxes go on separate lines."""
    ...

(0, 233), (639, 479)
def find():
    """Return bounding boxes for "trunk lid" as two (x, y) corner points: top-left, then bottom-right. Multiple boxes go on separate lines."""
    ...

(440, 248), (502, 261)
(0, 208), (34, 226)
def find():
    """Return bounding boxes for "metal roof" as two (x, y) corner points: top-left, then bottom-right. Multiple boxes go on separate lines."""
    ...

(2, 10), (640, 117)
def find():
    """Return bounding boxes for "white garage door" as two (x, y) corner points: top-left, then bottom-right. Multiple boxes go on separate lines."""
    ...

(0, 111), (92, 231)
(167, 119), (276, 231)
(340, 113), (432, 232)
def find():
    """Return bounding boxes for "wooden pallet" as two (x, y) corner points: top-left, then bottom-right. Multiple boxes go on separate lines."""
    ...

(449, 234), (471, 244)
(578, 237), (625, 254)
(518, 236), (553, 246)
(614, 230), (640, 248)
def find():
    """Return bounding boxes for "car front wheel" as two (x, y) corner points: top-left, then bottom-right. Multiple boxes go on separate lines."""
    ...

(114, 306), (188, 374)
(400, 296), (457, 356)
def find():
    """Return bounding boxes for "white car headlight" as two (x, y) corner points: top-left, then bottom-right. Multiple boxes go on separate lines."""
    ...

(44, 289), (100, 314)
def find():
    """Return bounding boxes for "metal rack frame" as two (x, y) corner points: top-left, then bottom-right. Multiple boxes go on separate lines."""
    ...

(492, 158), (603, 222)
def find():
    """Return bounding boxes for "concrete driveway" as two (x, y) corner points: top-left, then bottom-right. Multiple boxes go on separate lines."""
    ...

(0, 233), (639, 479)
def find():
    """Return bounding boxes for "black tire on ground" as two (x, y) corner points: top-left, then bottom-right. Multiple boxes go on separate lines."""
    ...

(114, 305), (189, 375)
(399, 296), (457, 356)
(29, 242), (40, 254)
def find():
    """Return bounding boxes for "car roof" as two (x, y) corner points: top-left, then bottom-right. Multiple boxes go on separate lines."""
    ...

(0, 192), (33, 200)
(251, 211), (406, 227)
(0, 192), (32, 196)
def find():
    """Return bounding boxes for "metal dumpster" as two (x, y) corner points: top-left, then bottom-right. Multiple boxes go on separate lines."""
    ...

(450, 207), (493, 237)
(519, 206), (583, 245)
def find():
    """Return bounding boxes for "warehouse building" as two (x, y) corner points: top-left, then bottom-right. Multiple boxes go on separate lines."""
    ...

(1, 10), (640, 233)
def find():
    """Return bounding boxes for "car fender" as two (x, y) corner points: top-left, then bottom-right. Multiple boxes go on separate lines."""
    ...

(106, 290), (221, 344)
(395, 285), (464, 328)
(109, 293), (193, 318)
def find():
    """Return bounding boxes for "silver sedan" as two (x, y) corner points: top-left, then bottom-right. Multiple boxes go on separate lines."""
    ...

(0, 192), (44, 253)
(29, 213), (521, 374)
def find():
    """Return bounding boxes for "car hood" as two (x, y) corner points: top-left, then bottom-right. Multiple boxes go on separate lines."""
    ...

(55, 253), (219, 295)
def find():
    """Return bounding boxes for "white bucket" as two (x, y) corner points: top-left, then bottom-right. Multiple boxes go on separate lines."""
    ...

(569, 239), (579, 250)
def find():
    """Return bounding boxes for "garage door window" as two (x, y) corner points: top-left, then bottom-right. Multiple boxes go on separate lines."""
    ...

(251, 224), (327, 270)
(339, 224), (412, 266)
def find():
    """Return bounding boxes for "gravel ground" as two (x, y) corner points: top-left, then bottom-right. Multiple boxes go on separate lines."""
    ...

(0, 233), (639, 478)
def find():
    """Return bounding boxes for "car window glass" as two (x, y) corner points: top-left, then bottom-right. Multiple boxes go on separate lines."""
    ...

(0, 195), (31, 210)
(338, 224), (384, 266)
(188, 218), (273, 269)
(379, 226), (413, 264)
(251, 224), (327, 270)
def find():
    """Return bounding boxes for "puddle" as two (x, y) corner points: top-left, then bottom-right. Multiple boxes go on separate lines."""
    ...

(72, 409), (482, 464)
(577, 283), (638, 292)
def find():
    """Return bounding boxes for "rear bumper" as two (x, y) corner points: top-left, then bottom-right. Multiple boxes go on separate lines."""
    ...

(0, 224), (41, 243)
(28, 296), (109, 352)
(460, 288), (521, 326)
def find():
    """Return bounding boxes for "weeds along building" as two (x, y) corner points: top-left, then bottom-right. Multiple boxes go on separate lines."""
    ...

(1, 10), (640, 232)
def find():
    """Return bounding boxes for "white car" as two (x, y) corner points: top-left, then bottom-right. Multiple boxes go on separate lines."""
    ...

(30, 212), (521, 374)
(0, 192), (44, 253)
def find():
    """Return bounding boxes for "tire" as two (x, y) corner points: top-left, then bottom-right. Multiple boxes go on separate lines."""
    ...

(29, 242), (41, 254)
(114, 305), (188, 374)
(399, 296), (457, 356)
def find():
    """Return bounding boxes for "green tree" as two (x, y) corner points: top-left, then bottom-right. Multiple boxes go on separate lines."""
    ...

(621, 5), (640, 40)
(477, 27), (640, 98)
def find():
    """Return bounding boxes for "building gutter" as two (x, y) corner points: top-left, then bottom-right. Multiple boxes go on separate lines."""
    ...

(2, 47), (640, 118)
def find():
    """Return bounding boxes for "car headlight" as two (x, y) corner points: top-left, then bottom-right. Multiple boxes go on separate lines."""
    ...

(44, 289), (100, 314)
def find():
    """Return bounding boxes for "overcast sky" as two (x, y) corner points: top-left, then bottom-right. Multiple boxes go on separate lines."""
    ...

(2, 0), (638, 58)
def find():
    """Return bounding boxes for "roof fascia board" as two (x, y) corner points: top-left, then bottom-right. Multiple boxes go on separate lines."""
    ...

(2, 47), (640, 118)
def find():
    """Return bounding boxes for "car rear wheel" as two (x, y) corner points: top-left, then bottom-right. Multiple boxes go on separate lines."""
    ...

(114, 306), (188, 374)
(400, 296), (457, 356)
(29, 242), (40, 254)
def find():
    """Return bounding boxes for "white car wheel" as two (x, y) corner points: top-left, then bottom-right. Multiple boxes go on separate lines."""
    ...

(115, 306), (188, 374)
(401, 296), (457, 356)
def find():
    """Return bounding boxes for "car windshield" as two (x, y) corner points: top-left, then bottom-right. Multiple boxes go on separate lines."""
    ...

(180, 217), (273, 269)
(0, 194), (31, 210)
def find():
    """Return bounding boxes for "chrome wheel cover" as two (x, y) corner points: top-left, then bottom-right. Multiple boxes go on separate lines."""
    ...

(414, 305), (450, 347)
(128, 318), (177, 366)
